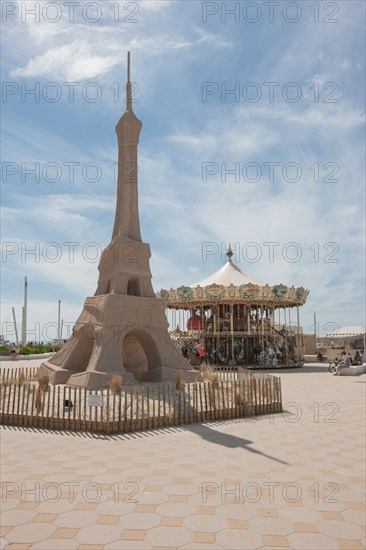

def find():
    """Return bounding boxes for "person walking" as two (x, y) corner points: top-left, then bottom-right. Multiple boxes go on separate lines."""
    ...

(10, 343), (18, 361)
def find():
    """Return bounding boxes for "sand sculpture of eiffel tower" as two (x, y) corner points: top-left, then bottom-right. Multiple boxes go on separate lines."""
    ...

(38, 53), (196, 389)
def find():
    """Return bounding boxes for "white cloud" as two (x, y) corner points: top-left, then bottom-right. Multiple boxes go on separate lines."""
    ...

(6, 3), (231, 82)
(236, 103), (364, 130)
(137, 0), (174, 11)
(11, 40), (120, 80)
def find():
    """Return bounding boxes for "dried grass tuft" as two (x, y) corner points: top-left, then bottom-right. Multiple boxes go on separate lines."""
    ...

(109, 374), (123, 394)
(17, 371), (26, 386)
(164, 405), (175, 426)
(34, 387), (44, 412)
(37, 374), (49, 392)
(175, 371), (187, 391)
(235, 390), (245, 407)
(208, 385), (216, 407)
(200, 365), (220, 389)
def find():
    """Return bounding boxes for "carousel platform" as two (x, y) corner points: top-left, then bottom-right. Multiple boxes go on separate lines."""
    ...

(200, 363), (304, 371)
(246, 363), (303, 370)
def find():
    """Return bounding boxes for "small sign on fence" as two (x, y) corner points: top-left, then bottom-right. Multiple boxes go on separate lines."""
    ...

(87, 394), (103, 407)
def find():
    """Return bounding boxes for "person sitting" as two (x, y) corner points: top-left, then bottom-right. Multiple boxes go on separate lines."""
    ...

(334, 350), (351, 375)
(352, 351), (362, 365)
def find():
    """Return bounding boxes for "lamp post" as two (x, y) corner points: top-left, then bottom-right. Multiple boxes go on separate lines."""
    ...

(57, 300), (61, 343)
(12, 307), (19, 347)
(21, 277), (27, 345)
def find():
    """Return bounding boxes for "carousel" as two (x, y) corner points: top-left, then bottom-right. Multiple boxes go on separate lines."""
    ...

(158, 246), (309, 368)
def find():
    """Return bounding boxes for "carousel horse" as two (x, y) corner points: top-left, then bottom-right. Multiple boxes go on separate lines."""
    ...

(265, 347), (275, 367)
(218, 352), (227, 364)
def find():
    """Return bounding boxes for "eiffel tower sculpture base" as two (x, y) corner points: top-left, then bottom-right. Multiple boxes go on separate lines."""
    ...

(38, 237), (198, 390)
(38, 293), (198, 389)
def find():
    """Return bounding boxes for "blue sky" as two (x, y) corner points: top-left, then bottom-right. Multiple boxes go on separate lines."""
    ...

(1, 0), (365, 342)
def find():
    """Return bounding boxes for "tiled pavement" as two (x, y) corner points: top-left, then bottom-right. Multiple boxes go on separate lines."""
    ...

(1, 360), (365, 549)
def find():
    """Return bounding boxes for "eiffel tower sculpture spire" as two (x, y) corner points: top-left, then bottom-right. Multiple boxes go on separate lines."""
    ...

(38, 53), (196, 389)
(112, 51), (142, 242)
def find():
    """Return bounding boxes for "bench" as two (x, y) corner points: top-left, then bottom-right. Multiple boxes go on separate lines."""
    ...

(339, 364), (366, 376)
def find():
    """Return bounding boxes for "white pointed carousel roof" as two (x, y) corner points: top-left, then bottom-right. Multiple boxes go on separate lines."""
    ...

(189, 253), (265, 288)
(159, 245), (309, 306)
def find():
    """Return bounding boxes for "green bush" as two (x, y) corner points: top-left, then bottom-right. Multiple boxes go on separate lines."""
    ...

(19, 344), (63, 355)
(0, 344), (63, 356)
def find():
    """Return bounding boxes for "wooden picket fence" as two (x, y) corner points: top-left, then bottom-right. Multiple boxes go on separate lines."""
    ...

(0, 366), (282, 434)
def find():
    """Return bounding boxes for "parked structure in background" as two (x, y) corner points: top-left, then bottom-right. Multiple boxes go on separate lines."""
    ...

(323, 325), (365, 349)
(316, 326), (366, 362)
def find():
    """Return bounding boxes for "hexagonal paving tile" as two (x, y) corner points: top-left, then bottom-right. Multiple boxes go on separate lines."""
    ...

(54, 510), (98, 528)
(0, 509), (37, 526)
(277, 505), (322, 523)
(75, 524), (122, 545)
(28, 538), (78, 549)
(145, 526), (191, 547)
(216, 503), (258, 520)
(0, 500), (23, 514)
(302, 497), (347, 512)
(119, 512), (160, 530)
(288, 531), (345, 549)
(316, 520), (364, 540)
(183, 514), (227, 532)
(249, 516), (295, 536)
(5, 523), (56, 544)
(341, 509), (366, 526)
(105, 541), (152, 549)
(216, 528), (262, 549)
(94, 500), (135, 516)
(137, 491), (169, 505)
(155, 502), (196, 518)
(181, 544), (223, 550)
(163, 484), (198, 496)
(35, 500), (76, 514)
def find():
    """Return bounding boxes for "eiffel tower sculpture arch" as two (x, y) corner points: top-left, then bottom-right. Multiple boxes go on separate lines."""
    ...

(38, 53), (197, 389)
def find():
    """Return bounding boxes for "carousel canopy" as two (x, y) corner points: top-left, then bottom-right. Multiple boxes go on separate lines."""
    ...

(325, 326), (365, 338)
(190, 256), (265, 288)
(158, 246), (309, 308)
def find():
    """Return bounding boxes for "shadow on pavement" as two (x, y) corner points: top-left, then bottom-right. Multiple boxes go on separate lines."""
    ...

(184, 422), (289, 465)
(2, 416), (289, 465)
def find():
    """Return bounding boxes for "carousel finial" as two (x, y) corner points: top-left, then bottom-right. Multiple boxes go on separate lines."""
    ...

(227, 243), (233, 261)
